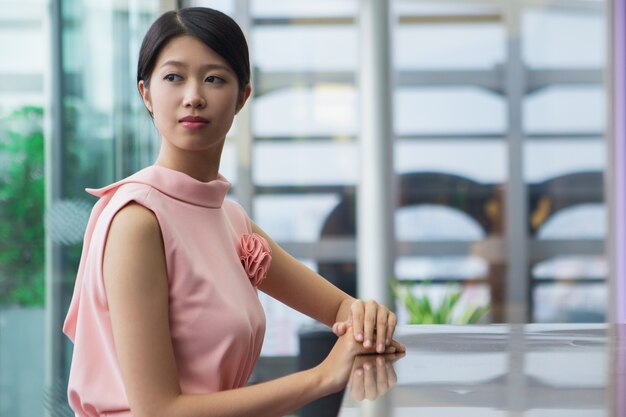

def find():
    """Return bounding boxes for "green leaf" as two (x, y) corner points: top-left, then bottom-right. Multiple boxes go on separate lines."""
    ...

(392, 278), (490, 325)
(0, 105), (46, 306)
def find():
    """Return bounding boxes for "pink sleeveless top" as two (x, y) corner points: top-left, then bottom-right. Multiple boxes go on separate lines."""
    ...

(63, 165), (267, 417)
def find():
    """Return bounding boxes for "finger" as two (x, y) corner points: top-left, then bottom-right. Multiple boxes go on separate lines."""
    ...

(385, 312), (398, 346)
(363, 361), (377, 401)
(352, 354), (367, 369)
(350, 367), (365, 401)
(390, 338), (406, 352)
(350, 300), (365, 343)
(386, 361), (398, 387)
(362, 300), (378, 349)
(375, 305), (389, 353)
(332, 321), (348, 336)
(357, 344), (380, 356)
(376, 356), (390, 395)
(385, 351), (406, 363)
(389, 342), (405, 353)
(384, 345), (397, 354)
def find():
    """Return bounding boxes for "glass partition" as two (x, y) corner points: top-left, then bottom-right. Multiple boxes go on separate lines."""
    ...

(188, 0), (608, 347)
(53, 1), (160, 413)
(0, 1), (611, 415)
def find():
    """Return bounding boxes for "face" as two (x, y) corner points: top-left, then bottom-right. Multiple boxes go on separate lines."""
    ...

(138, 35), (250, 154)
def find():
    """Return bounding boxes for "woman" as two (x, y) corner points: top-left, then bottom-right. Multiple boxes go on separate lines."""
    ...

(63, 7), (404, 417)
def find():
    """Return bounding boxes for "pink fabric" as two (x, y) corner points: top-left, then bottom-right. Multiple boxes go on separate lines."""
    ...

(238, 234), (272, 288)
(63, 165), (266, 417)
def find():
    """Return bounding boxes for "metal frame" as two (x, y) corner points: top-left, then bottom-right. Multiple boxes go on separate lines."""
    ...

(356, 0), (396, 306)
(608, 0), (626, 324)
(233, 0), (255, 216)
(44, 0), (66, 414)
(279, 238), (603, 262)
(502, 0), (529, 323)
(255, 68), (602, 97)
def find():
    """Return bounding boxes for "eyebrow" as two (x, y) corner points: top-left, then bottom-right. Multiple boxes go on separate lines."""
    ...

(159, 60), (233, 73)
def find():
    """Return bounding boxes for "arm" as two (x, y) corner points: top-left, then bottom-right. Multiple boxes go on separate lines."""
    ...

(251, 223), (355, 327)
(252, 222), (404, 354)
(104, 203), (368, 417)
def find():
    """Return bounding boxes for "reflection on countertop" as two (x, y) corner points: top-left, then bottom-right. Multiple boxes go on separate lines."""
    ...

(339, 324), (626, 417)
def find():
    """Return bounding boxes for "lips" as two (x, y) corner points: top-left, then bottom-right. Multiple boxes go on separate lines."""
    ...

(179, 115), (209, 129)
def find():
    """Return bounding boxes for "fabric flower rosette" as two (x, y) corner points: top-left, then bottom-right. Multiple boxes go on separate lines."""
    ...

(239, 233), (272, 287)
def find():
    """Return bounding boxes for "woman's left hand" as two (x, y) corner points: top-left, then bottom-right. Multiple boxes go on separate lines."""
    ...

(332, 299), (405, 354)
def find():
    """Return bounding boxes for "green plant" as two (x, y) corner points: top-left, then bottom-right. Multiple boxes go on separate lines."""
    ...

(392, 280), (489, 324)
(0, 106), (45, 306)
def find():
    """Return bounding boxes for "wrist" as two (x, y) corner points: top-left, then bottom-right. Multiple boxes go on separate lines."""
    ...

(310, 363), (342, 397)
(335, 297), (356, 324)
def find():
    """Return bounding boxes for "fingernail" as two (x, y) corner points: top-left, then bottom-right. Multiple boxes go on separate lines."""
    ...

(364, 339), (371, 348)
(378, 344), (385, 352)
(389, 346), (396, 353)
(356, 333), (363, 342)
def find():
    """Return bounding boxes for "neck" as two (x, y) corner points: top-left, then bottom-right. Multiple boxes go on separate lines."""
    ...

(154, 142), (223, 183)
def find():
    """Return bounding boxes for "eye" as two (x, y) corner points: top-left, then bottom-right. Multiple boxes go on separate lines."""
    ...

(164, 73), (182, 82)
(205, 76), (225, 84)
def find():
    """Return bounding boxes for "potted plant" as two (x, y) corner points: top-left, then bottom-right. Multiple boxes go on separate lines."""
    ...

(392, 280), (490, 324)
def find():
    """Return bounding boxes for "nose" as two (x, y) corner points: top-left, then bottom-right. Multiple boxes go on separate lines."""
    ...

(183, 83), (206, 109)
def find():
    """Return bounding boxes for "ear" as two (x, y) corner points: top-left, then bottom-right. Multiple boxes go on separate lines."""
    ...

(235, 83), (252, 114)
(138, 80), (154, 116)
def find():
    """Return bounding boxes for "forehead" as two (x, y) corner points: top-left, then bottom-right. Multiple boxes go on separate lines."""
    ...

(155, 35), (231, 70)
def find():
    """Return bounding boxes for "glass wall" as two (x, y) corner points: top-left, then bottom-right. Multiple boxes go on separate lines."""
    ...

(523, 4), (606, 323)
(391, 1), (606, 324)
(1, 0), (159, 415)
(0, 0), (610, 415)
(1, 1), (51, 416)
(49, 0), (161, 410)
(189, 0), (607, 355)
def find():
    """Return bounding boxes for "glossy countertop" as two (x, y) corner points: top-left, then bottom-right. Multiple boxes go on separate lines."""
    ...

(338, 324), (626, 417)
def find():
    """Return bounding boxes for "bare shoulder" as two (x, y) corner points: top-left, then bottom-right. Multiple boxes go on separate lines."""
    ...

(104, 202), (167, 291)
(109, 202), (161, 240)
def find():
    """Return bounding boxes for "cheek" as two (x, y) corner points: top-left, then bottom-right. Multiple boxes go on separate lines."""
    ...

(151, 95), (178, 127)
(217, 92), (241, 116)
(149, 94), (174, 127)
(151, 90), (176, 110)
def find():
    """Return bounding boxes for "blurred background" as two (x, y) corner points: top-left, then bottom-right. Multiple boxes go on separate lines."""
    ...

(0, 0), (614, 415)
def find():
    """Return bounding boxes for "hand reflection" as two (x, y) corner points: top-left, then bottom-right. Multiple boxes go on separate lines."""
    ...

(349, 352), (405, 401)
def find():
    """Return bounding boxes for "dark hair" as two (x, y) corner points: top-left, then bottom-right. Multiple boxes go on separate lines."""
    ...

(136, 7), (250, 91)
